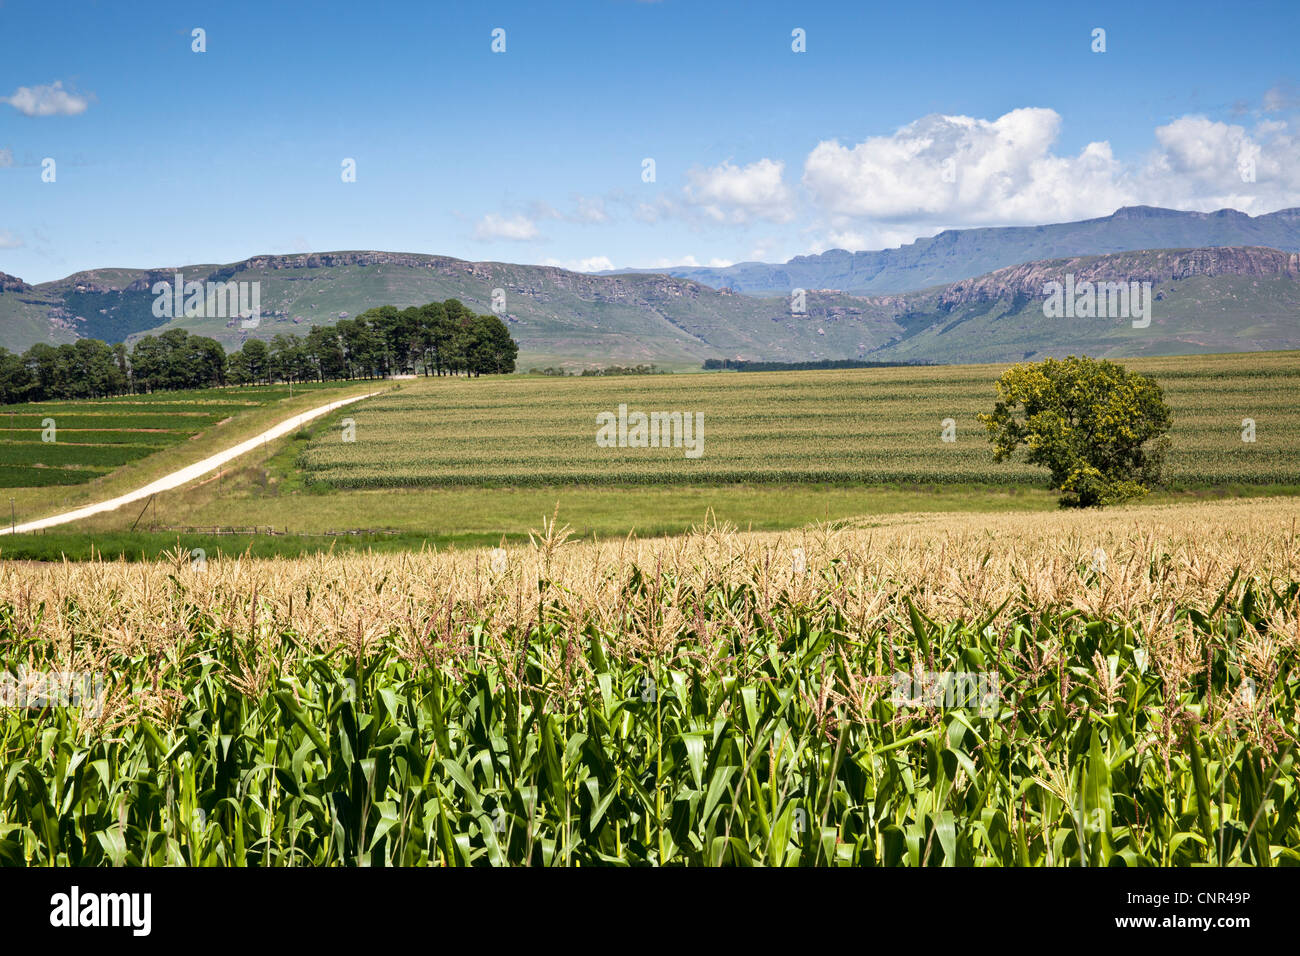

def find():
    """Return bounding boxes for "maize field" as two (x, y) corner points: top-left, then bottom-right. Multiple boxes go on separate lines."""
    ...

(1, 498), (1298, 865)
(299, 352), (1300, 488)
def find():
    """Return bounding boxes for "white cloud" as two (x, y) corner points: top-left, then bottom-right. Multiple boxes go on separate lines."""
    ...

(485, 96), (1300, 268)
(632, 198), (673, 224)
(1128, 115), (1300, 213)
(802, 108), (1130, 228)
(800, 224), (937, 255)
(570, 196), (609, 224)
(0, 230), (23, 249)
(683, 158), (794, 224)
(1150, 116), (1249, 178)
(3, 81), (91, 117)
(641, 255), (734, 269)
(530, 196), (610, 225)
(0, 147), (13, 168)
(1263, 83), (1300, 113)
(800, 106), (1300, 251)
(541, 255), (616, 272)
(813, 229), (917, 253)
(473, 213), (539, 241)
(1135, 115), (1300, 213)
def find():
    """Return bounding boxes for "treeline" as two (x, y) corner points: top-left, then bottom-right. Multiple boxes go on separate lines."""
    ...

(527, 364), (667, 377)
(702, 358), (932, 372)
(0, 299), (518, 404)
(579, 364), (665, 377)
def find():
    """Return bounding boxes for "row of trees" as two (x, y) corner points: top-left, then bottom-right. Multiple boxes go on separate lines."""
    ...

(226, 300), (516, 385)
(0, 299), (518, 404)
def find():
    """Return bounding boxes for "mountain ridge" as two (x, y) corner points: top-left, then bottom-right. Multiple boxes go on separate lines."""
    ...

(601, 205), (1300, 294)
(2, 239), (1298, 368)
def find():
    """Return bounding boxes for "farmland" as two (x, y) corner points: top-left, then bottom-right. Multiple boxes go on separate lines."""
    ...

(0, 400), (227, 487)
(0, 382), (360, 488)
(6, 352), (1298, 559)
(2, 356), (1299, 867)
(299, 352), (1300, 488)
(2, 499), (1297, 865)
(0, 380), (381, 532)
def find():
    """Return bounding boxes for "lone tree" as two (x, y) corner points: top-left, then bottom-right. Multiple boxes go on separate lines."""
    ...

(977, 356), (1172, 507)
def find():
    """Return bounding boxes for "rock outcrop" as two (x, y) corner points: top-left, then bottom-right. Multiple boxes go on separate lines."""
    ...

(0, 272), (31, 293)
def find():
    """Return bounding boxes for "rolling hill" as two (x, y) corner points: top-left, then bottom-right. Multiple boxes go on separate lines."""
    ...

(2, 245), (1298, 369)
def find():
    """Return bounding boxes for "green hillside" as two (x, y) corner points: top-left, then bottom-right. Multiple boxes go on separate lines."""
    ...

(4, 246), (1298, 369)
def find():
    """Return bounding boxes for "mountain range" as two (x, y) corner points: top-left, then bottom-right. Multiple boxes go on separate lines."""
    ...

(601, 205), (1300, 294)
(1, 206), (1298, 368)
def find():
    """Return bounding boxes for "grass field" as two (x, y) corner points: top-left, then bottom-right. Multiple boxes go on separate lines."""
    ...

(3, 499), (1297, 865)
(298, 352), (1300, 488)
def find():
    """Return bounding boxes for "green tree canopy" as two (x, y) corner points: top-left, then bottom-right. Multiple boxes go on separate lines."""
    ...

(0, 296), (519, 406)
(977, 356), (1172, 508)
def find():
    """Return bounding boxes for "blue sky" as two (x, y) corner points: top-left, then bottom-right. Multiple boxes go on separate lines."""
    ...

(1, 0), (1298, 283)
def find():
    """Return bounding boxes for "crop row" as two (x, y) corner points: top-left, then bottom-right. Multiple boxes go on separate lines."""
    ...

(299, 361), (1300, 487)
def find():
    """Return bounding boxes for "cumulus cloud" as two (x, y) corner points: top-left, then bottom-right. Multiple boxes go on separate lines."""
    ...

(540, 255), (616, 272)
(802, 108), (1131, 228)
(1136, 115), (1300, 213)
(3, 81), (91, 117)
(812, 226), (926, 254)
(478, 96), (1300, 264)
(799, 106), (1300, 251)
(632, 197), (675, 224)
(683, 158), (795, 224)
(473, 213), (539, 241)
(570, 196), (609, 224)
